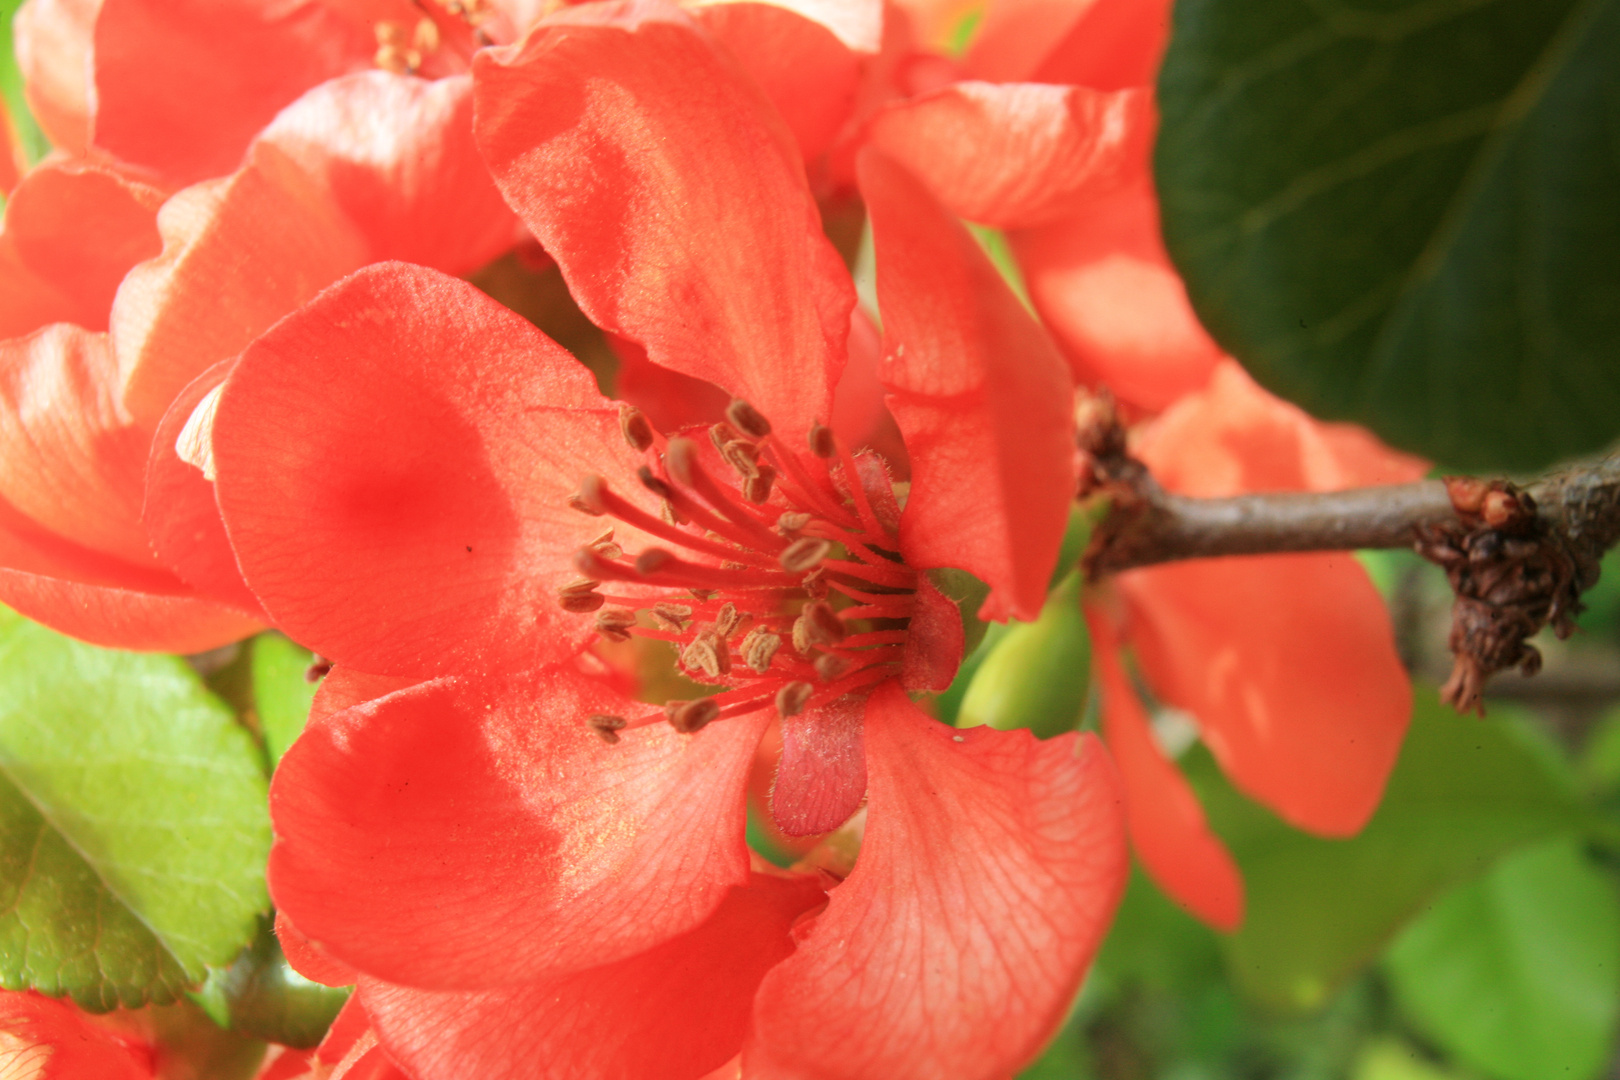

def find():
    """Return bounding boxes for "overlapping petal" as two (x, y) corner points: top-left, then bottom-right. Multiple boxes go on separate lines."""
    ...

(867, 80), (1151, 230)
(268, 665), (768, 989)
(13, 0), (99, 155)
(90, 0), (380, 185)
(1087, 604), (1242, 929)
(860, 147), (1074, 622)
(0, 990), (152, 1079)
(475, 2), (855, 436)
(746, 683), (1127, 1079)
(213, 263), (643, 677)
(962, 0), (1171, 87)
(364, 874), (824, 1080)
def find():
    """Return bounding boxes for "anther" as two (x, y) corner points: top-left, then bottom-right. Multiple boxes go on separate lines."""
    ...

(814, 653), (853, 682)
(709, 422), (739, 452)
(619, 405), (655, 452)
(681, 631), (730, 678)
(780, 537), (831, 573)
(573, 475), (609, 515)
(652, 602), (693, 630)
(720, 440), (760, 478)
(588, 714), (629, 745)
(802, 567), (829, 599)
(777, 511), (812, 535)
(664, 438), (699, 487)
(636, 549), (674, 574)
(741, 628), (782, 673)
(558, 578), (604, 613)
(775, 681), (814, 718)
(742, 465), (776, 504)
(668, 698), (720, 734)
(727, 398), (772, 439)
(637, 466), (674, 501)
(660, 500), (684, 525)
(808, 422), (836, 458)
(714, 603), (742, 638)
(804, 601), (847, 647)
(594, 608), (637, 642)
(590, 528), (623, 561)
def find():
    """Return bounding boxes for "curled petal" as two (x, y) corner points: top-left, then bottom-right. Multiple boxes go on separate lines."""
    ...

(746, 683), (1127, 1080)
(364, 874), (824, 1080)
(90, 0), (377, 185)
(276, 909), (358, 990)
(254, 72), (517, 275)
(143, 359), (261, 613)
(213, 263), (640, 678)
(1119, 555), (1411, 836)
(1087, 604), (1242, 930)
(868, 81), (1152, 230)
(963, 0), (1171, 87)
(1011, 177), (1221, 413)
(13, 0), (99, 154)
(475, 4), (854, 436)
(269, 666), (768, 989)
(860, 148), (1074, 622)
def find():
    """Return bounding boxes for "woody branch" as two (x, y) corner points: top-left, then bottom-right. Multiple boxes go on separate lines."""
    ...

(1076, 394), (1620, 714)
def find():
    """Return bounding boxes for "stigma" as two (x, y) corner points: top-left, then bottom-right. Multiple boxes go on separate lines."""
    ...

(560, 399), (916, 741)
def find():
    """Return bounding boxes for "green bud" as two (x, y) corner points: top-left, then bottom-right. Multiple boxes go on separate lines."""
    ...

(957, 571), (1091, 739)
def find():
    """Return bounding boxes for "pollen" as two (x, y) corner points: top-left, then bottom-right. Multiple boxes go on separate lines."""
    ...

(561, 399), (918, 741)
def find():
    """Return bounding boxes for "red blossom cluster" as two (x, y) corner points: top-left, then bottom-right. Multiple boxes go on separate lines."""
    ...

(0, 0), (1422, 1075)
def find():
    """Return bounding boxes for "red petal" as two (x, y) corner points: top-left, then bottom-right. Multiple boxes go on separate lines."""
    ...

(268, 666), (767, 989)
(13, 0), (98, 155)
(1119, 555), (1410, 836)
(746, 683), (1127, 1080)
(90, 0), (377, 185)
(309, 667), (425, 727)
(474, 6), (855, 436)
(0, 326), (155, 566)
(111, 156), (370, 430)
(0, 112), (15, 197)
(859, 148), (1074, 622)
(276, 910), (358, 989)
(693, 2), (860, 165)
(741, 0), (883, 52)
(0, 990), (152, 1080)
(363, 874), (824, 1080)
(254, 72), (517, 275)
(0, 235), (82, 341)
(1011, 176), (1222, 413)
(899, 571), (962, 692)
(143, 360), (261, 613)
(1136, 360), (1429, 495)
(212, 263), (637, 678)
(772, 693), (867, 836)
(4, 160), (164, 331)
(867, 81), (1152, 230)
(963, 0), (1171, 87)
(1086, 605), (1242, 929)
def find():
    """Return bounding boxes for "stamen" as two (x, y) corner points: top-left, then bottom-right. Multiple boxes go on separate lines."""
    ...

(813, 653), (853, 681)
(792, 601), (847, 652)
(709, 422), (739, 452)
(557, 578), (604, 613)
(588, 714), (628, 744)
(775, 681), (814, 717)
(594, 607), (637, 641)
(714, 603), (743, 637)
(619, 404), (655, 452)
(777, 511), (811, 535)
(652, 602), (692, 630)
(780, 537), (831, 573)
(664, 439), (785, 551)
(720, 439), (761, 478)
(726, 398), (772, 439)
(742, 466), (776, 504)
(681, 631), (730, 679)
(668, 698), (720, 734)
(741, 627), (782, 672)
(808, 423), (836, 459)
(636, 468), (674, 501)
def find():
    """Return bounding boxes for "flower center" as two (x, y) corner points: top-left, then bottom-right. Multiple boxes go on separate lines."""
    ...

(560, 399), (918, 743)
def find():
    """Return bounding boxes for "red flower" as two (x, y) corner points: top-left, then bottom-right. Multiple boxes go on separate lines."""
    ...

(1086, 362), (1427, 929)
(0, 990), (155, 1079)
(211, 6), (1128, 1075)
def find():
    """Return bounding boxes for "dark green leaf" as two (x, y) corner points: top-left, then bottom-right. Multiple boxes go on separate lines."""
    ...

(191, 917), (350, 1050)
(1187, 688), (1584, 1011)
(1385, 838), (1620, 1080)
(1157, 0), (1620, 470)
(250, 634), (319, 768)
(0, 609), (271, 1008)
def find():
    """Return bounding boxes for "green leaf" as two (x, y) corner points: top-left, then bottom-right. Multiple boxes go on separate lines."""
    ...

(1385, 838), (1620, 1080)
(1186, 688), (1585, 1012)
(1156, 0), (1620, 470)
(958, 571), (1092, 739)
(250, 634), (319, 769)
(0, 609), (271, 1008)
(191, 917), (350, 1050)
(1352, 1038), (1470, 1080)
